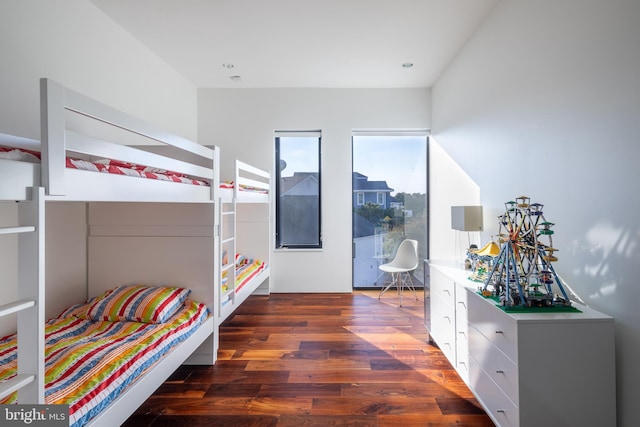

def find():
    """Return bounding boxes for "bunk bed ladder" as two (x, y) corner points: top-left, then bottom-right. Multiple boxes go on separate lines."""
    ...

(219, 195), (236, 322)
(0, 187), (45, 403)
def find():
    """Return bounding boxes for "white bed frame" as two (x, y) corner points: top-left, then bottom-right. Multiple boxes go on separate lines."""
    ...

(218, 160), (271, 323)
(0, 78), (220, 426)
(0, 133), (41, 201)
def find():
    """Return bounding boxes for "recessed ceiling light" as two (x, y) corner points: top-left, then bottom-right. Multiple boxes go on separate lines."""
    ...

(222, 63), (235, 69)
(402, 63), (414, 68)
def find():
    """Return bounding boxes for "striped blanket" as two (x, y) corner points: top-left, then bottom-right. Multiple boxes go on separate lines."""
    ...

(0, 145), (209, 186)
(0, 300), (210, 427)
(220, 181), (268, 194)
(221, 253), (267, 294)
(235, 258), (267, 292)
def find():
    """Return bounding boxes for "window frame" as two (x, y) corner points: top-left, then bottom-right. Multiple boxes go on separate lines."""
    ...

(274, 131), (322, 249)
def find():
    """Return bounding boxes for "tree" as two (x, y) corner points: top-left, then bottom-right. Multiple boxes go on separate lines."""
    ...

(355, 202), (394, 227)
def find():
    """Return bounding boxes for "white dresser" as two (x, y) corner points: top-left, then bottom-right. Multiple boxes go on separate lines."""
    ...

(428, 261), (616, 427)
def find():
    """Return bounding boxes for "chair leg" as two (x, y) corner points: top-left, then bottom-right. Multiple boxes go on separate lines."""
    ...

(380, 272), (419, 307)
(378, 273), (396, 300)
(402, 272), (419, 300)
(399, 272), (419, 307)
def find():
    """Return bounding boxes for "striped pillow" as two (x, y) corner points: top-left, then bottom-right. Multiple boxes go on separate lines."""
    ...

(85, 285), (191, 324)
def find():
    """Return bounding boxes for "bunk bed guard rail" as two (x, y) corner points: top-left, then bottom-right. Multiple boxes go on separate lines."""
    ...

(39, 78), (218, 198)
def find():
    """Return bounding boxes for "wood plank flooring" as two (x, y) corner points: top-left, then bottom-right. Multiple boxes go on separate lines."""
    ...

(122, 291), (494, 426)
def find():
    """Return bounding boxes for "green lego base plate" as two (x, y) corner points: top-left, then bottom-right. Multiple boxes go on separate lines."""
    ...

(476, 291), (582, 313)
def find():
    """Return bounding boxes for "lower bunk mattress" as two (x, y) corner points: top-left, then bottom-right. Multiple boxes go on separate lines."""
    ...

(235, 254), (267, 293)
(0, 286), (210, 427)
(221, 254), (267, 294)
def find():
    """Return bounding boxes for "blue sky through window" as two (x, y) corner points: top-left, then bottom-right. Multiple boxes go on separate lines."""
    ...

(278, 136), (319, 178)
(353, 135), (427, 195)
(279, 135), (426, 195)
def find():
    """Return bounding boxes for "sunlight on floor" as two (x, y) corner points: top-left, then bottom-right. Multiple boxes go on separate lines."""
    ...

(346, 290), (473, 396)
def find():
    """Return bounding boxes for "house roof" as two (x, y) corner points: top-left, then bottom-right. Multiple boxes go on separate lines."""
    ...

(352, 212), (378, 238)
(280, 172), (318, 196)
(353, 172), (394, 193)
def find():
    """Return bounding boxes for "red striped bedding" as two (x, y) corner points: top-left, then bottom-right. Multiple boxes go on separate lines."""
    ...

(0, 298), (210, 427)
(221, 253), (267, 294)
(234, 254), (267, 292)
(220, 180), (268, 194)
(0, 145), (209, 186)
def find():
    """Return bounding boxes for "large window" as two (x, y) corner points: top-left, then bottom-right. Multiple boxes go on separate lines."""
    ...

(275, 131), (322, 249)
(352, 131), (428, 289)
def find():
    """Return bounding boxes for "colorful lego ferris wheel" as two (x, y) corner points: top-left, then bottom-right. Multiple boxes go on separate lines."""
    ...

(483, 196), (571, 307)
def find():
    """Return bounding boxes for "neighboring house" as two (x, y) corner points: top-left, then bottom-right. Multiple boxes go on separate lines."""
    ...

(389, 200), (403, 210)
(352, 172), (394, 210)
(352, 213), (387, 287)
(279, 172), (397, 248)
(280, 172), (318, 196)
(352, 210), (377, 239)
(352, 173), (397, 287)
(278, 172), (320, 246)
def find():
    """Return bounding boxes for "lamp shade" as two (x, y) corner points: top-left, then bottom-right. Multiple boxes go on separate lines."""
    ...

(451, 206), (483, 231)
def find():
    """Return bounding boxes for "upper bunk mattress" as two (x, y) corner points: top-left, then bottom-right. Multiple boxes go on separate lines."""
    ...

(0, 145), (209, 187)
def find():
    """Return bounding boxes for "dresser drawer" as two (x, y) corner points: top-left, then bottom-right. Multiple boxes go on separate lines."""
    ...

(455, 326), (470, 384)
(430, 293), (456, 364)
(469, 355), (519, 427)
(467, 289), (517, 361)
(454, 285), (470, 383)
(468, 323), (519, 403)
(430, 268), (455, 306)
(455, 283), (469, 325)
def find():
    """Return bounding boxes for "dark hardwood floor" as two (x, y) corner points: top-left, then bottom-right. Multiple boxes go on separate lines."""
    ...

(123, 290), (494, 426)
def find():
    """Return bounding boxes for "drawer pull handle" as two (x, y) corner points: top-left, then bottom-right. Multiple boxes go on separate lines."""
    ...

(457, 301), (467, 308)
(495, 330), (504, 334)
(497, 409), (507, 414)
(444, 289), (451, 295)
(496, 370), (505, 374)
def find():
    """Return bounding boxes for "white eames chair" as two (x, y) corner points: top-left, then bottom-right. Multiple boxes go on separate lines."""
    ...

(378, 239), (419, 306)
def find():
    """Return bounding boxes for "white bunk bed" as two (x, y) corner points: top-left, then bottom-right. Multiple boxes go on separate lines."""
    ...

(218, 160), (271, 323)
(0, 78), (220, 426)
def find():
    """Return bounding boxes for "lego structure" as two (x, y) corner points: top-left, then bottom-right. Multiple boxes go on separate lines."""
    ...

(482, 196), (572, 307)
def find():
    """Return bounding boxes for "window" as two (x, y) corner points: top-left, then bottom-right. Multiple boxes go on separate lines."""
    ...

(357, 192), (364, 205)
(275, 131), (322, 249)
(352, 130), (428, 289)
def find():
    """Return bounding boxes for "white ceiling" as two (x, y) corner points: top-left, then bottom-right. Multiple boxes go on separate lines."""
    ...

(90, 0), (498, 89)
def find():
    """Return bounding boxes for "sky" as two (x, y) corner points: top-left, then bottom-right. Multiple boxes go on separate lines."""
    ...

(279, 135), (427, 195)
(353, 135), (427, 195)
(278, 136), (319, 177)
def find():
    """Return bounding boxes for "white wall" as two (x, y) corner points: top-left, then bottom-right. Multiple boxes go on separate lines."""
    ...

(199, 88), (430, 292)
(0, 0), (197, 323)
(0, 0), (197, 141)
(431, 1), (640, 425)
(0, 203), (19, 336)
(428, 139), (480, 261)
(45, 203), (88, 318)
